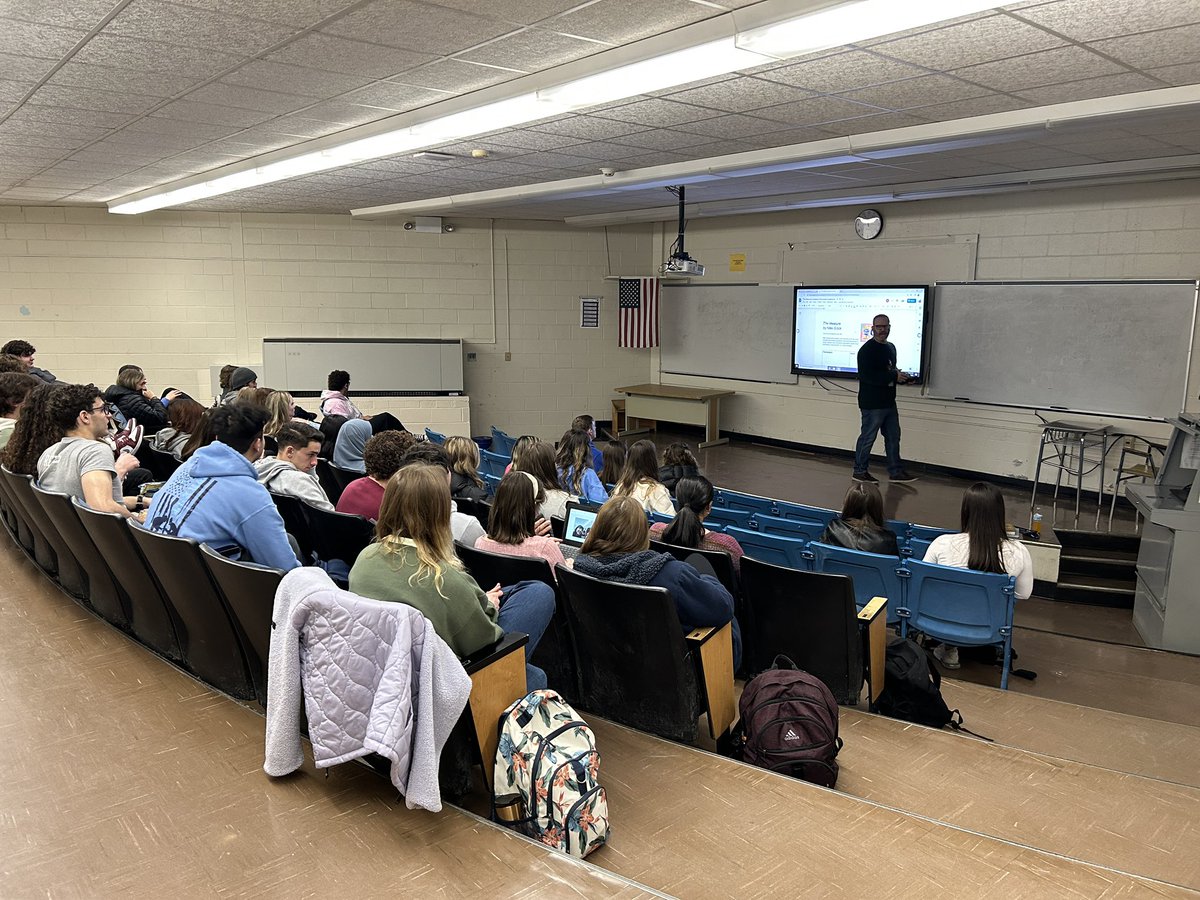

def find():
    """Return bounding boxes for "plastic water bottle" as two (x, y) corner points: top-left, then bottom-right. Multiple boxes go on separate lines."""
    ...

(1032, 507), (1043, 536)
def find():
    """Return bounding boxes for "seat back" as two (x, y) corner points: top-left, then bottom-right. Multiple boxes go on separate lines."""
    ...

(328, 463), (362, 496)
(724, 526), (810, 571)
(556, 564), (699, 743)
(739, 557), (863, 703)
(11, 469), (87, 595)
(478, 449), (510, 478)
(305, 503), (375, 568)
(648, 509), (673, 527)
(906, 537), (933, 560)
(910, 523), (955, 543)
(200, 545), (285, 708)
(713, 489), (776, 515)
(702, 506), (753, 529)
(0, 468), (19, 538)
(32, 484), (128, 625)
(313, 458), (343, 504)
(140, 445), (181, 481)
(424, 427), (447, 445)
(747, 513), (824, 542)
(455, 497), (491, 531)
(483, 473), (501, 496)
(268, 491), (316, 564)
(72, 499), (181, 659)
(649, 539), (738, 597)
(0, 465), (59, 575)
(810, 542), (906, 624)
(126, 522), (254, 699)
(490, 426), (517, 456)
(772, 500), (837, 529)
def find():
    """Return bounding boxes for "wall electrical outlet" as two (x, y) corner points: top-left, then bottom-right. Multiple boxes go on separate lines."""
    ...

(466, 352), (477, 362)
(504, 351), (512, 361)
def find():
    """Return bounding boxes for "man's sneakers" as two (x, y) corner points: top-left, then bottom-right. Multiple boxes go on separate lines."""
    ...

(113, 418), (143, 457)
(933, 644), (961, 669)
(889, 471), (919, 483)
(851, 471), (879, 483)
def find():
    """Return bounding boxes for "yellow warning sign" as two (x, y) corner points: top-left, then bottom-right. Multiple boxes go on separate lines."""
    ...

(729, 253), (746, 272)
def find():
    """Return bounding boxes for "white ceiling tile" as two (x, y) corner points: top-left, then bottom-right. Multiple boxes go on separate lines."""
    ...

(341, 81), (454, 113)
(548, 0), (715, 44)
(0, 0), (121, 29)
(188, 82), (317, 113)
(1014, 72), (1166, 104)
(153, 99), (276, 128)
(71, 34), (248, 78)
(455, 27), (608, 71)
(0, 79), (34, 102)
(473, 129), (584, 151)
(755, 50), (931, 93)
(0, 51), (57, 82)
(124, 116), (246, 141)
(427, 0), (583, 26)
(754, 95), (888, 127)
(1144, 62), (1200, 87)
(662, 76), (806, 113)
(6, 103), (132, 129)
(321, 0), (518, 54)
(0, 17), (88, 59)
(530, 115), (650, 140)
(267, 32), (436, 78)
(392, 59), (519, 93)
(221, 61), (374, 98)
(105, 1), (300, 54)
(872, 14), (1066, 70)
(837, 75), (994, 112)
(28, 83), (163, 115)
(591, 98), (718, 127)
(814, 112), (931, 136)
(681, 139), (761, 157)
(1088, 23), (1200, 69)
(169, 0), (359, 26)
(254, 114), (346, 138)
(753, 126), (843, 149)
(673, 114), (792, 140)
(1014, 0), (1200, 43)
(910, 94), (1035, 122)
(953, 46), (1129, 93)
(45, 61), (206, 98)
(290, 99), (392, 126)
(611, 128), (721, 152)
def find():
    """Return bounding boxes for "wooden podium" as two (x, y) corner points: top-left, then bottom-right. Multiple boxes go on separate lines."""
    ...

(613, 383), (734, 448)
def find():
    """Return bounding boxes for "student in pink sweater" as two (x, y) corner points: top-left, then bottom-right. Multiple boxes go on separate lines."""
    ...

(474, 471), (571, 579)
(649, 475), (745, 573)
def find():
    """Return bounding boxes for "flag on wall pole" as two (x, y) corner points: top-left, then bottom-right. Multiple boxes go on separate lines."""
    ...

(618, 277), (660, 348)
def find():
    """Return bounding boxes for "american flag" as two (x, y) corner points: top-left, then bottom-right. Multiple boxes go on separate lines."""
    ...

(618, 277), (660, 348)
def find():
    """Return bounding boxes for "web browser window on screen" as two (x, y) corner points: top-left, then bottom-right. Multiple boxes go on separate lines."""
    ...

(792, 286), (927, 379)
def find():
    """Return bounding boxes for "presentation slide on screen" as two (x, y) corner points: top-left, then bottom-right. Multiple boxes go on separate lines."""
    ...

(793, 286), (927, 378)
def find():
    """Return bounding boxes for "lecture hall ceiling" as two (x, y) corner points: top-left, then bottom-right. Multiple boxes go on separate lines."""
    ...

(2, 0), (1200, 219)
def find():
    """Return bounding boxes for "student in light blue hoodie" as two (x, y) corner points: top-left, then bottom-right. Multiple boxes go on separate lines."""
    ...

(145, 402), (301, 571)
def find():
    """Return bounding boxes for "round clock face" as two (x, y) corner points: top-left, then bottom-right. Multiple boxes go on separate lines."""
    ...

(855, 209), (883, 240)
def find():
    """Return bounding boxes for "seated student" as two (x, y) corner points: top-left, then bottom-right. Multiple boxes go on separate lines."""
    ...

(571, 414), (603, 471)
(556, 429), (608, 505)
(0, 354), (30, 374)
(658, 442), (701, 495)
(150, 398), (205, 460)
(348, 464), (556, 690)
(574, 496), (741, 668)
(597, 440), (626, 488)
(612, 439), (674, 515)
(263, 390), (316, 456)
(650, 476), (745, 573)
(35, 383), (145, 519)
(333, 418), (373, 474)
(505, 434), (537, 475)
(2, 382), (59, 476)
(180, 408), (216, 461)
(319, 369), (405, 434)
(255, 422), (334, 512)
(923, 481), (1034, 669)
(397, 443), (485, 548)
(515, 440), (572, 522)
(1, 339), (56, 383)
(335, 430), (417, 521)
(819, 481), (901, 556)
(0, 372), (38, 450)
(475, 472), (571, 576)
(216, 364), (237, 404)
(444, 435), (488, 503)
(146, 403), (301, 571)
(237, 386), (274, 409)
(220, 366), (257, 404)
(103, 366), (182, 434)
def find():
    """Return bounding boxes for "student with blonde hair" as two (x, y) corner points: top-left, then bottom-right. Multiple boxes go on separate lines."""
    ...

(574, 496), (741, 667)
(612, 439), (674, 515)
(444, 435), (488, 502)
(349, 464), (556, 689)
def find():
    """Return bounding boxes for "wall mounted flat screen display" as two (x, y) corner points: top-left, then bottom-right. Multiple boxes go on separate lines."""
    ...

(791, 285), (930, 382)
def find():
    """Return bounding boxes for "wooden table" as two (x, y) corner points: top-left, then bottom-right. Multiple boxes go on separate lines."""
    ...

(613, 383), (734, 448)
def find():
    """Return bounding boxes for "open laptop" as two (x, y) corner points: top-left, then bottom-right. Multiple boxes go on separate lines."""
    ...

(561, 501), (600, 549)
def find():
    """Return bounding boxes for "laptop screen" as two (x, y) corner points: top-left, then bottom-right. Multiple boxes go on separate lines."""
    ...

(562, 502), (599, 547)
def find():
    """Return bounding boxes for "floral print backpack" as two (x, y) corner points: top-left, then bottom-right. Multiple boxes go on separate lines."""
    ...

(493, 690), (609, 858)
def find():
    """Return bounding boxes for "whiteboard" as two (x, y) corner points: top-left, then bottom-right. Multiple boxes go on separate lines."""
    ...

(660, 283), (798, 384)
(927, 281), (1197, 420)
(262, 338), (464, 396)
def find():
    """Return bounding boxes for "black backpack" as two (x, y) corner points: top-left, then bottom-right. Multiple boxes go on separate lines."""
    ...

(873, 637), (990, 739)
(730, 655), (843, 787)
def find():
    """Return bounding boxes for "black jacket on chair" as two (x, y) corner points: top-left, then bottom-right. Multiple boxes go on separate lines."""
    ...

(818, 518), (900, 556)
(658, 464), (700, 494)
(104, 384), (169, 432)
(451, 471), (488, 503)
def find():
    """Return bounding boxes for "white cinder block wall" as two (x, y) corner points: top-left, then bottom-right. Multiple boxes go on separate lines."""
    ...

(0, 206), (653, 441)
(650, 180), (1200, 490)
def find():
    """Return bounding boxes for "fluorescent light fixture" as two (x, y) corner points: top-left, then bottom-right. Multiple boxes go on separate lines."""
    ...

(736, 0), (1003, 59)
(109, 0), (1009, 214)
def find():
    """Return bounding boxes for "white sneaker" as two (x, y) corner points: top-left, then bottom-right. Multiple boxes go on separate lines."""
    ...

(933, 645), (960, 669)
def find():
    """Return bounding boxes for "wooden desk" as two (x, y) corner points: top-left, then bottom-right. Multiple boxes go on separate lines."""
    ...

(614, 383), (734, 448)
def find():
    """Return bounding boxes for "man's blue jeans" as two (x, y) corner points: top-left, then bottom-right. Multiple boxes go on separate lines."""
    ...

(496, 579), (556, 691)
(854, 406), (904, 477)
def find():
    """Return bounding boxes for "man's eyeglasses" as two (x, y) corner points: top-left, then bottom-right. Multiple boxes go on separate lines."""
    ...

(88, 403), (117, 417)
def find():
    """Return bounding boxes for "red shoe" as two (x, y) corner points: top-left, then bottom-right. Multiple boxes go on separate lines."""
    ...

(114, 418), (144, 457)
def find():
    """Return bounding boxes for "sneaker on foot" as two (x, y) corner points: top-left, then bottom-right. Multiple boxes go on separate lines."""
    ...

(933, 644), (960, 669)
(114, 420), (144, 457)
(852, 471), (879, 483)
(889, 471), (919, 483)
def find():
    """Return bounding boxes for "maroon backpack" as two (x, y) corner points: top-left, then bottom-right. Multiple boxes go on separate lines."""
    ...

(731, 655), (843, 788)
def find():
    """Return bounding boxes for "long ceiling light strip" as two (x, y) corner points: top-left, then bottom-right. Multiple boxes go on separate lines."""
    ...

(109, 0), (1005, 215)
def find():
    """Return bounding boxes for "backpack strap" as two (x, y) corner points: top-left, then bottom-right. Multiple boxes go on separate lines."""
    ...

(946, 709), (993, 742)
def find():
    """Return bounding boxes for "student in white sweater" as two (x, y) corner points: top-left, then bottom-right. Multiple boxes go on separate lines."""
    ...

(923, 481), (1033, 669)
(611, 439), (675, 516)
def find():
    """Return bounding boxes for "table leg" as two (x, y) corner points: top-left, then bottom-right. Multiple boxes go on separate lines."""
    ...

(1073, 433), (1083, 527)
(698, 397), (728, 449)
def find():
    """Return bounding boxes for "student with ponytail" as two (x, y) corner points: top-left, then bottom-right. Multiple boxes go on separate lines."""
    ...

(649, 475), (745, 573)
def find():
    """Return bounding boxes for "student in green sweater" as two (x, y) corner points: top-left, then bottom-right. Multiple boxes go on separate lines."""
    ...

(348, 463), (555, 690)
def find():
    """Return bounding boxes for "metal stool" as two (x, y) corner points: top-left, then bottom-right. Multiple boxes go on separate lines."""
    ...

(1108, 437), (1165, 529)
(1030, 421), (1114, 529)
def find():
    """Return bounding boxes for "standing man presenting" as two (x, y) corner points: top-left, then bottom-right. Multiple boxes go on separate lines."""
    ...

(853, 314), (917, 484)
